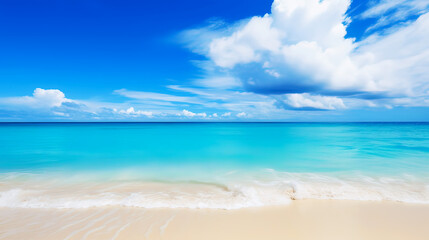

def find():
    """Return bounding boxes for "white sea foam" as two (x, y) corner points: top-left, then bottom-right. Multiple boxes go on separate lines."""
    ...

(0, 171), (428, 209)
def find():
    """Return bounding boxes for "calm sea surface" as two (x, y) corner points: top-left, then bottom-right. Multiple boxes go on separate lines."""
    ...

(0, 123), (428, 208)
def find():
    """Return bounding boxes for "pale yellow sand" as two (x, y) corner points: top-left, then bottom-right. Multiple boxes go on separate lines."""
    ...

(0, 200), (428, 240)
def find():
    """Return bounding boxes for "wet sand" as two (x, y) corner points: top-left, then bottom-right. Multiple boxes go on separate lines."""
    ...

(0, 200), (428, 240)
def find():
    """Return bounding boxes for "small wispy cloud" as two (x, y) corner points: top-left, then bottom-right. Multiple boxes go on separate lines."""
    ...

(276, 94), (346, 111)
(181, 109), (207, 118)
(114, 89), (200, 104)
(360, 0), (429, 32)
(117, 107), (153, 117)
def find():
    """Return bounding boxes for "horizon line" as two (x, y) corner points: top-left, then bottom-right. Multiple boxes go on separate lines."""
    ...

(1, 121), (429, 124)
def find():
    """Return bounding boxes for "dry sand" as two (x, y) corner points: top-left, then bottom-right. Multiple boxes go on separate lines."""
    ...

(0, 200), (428, 240)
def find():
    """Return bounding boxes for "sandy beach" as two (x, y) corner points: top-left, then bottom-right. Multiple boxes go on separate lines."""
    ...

(1, 200), (428, 240)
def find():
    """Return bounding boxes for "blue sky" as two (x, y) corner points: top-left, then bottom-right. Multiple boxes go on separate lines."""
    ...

(1, 0), (429, 121)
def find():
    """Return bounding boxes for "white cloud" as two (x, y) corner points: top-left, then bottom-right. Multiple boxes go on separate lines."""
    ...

(209, 15), (283, 68)
(182, 109), (196, 117)
(0, 88), (166, 120)
(0, 88), (71, 109)
(167, 85), (217, 98)
(181, 109), (207, 118)
(114, 89), (200, 104)
(208, 0), (352, 67)
(183, 0), (429, 109)
(193, 76), (242, 89)
(236, 112), (247, 118)
(115, 85), (282, 117)
(184, 0), (362, 95)
(356, 13), (429, 97)
(222, 112), (231, 117)
(360, 0), (429, 31)
(278, 93), (346, 110)
(53, 111), (68, 117)
(118, 107), (153, 117)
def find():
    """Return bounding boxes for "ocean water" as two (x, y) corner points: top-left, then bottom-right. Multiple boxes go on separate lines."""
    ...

(0, 122), (428, 209)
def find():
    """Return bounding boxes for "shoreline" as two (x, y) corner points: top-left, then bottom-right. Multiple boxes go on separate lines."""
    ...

(2, 171), (428, 209)
(1, 200), (428, 240)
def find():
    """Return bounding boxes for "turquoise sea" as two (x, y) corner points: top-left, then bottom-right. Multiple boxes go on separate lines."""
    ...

(0, 123), (428, 209)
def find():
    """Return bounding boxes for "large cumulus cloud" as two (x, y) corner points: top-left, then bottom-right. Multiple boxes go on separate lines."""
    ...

(184, 0), (429, 110)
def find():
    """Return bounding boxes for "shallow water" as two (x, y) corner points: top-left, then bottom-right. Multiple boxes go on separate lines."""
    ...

(1, 123), (428, 208)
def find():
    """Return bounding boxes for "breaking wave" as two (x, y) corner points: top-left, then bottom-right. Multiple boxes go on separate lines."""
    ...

(0, 170), (428, 209)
